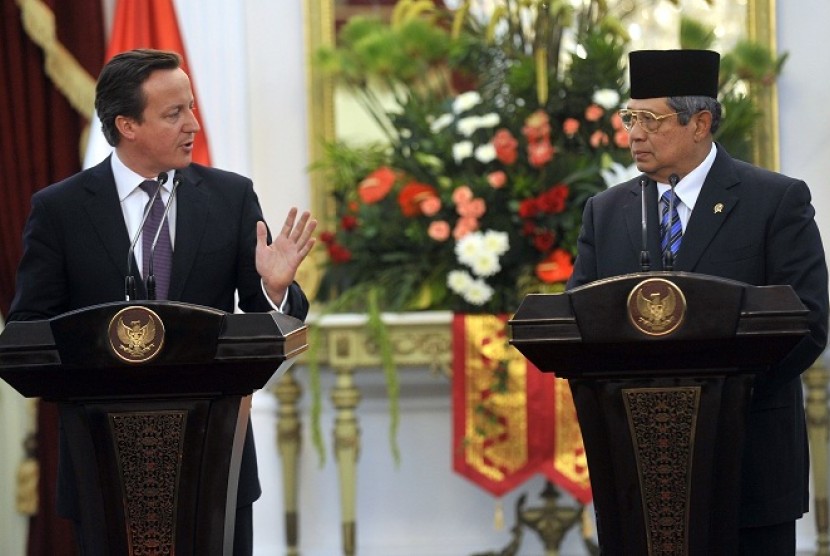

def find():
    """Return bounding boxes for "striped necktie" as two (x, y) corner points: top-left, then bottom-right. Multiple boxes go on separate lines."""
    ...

(660, 189), (682, 257)
(139, 180), (172, 300)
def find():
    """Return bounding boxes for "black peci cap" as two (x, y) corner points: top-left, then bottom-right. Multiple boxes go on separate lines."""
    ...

(629, 49), (720, 99)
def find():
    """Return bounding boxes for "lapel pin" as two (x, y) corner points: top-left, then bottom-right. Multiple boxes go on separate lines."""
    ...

(714, 203), (724, 214)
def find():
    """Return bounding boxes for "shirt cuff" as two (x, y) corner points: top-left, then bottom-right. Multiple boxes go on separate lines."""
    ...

(261, 280), (288, 313)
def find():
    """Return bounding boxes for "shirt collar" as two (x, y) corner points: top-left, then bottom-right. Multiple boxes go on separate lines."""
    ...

(111, 151), (175, 201)
(656, 142), (717, 210)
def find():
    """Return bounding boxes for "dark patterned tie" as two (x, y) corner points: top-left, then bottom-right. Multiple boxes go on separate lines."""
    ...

(139, 180), (172, 300)
(660, 189), (682, 257)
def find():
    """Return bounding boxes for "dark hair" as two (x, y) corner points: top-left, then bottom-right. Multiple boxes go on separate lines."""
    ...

(95, 49), (183, 146)
(668, 95), (722, 134)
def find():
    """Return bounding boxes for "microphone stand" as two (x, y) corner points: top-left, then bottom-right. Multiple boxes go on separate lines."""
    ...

(639, 177), (650, 272)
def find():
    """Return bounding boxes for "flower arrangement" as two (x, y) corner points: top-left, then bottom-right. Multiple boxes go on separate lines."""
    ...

(314, 0), (635, 315)
(309, 0), (785, 463)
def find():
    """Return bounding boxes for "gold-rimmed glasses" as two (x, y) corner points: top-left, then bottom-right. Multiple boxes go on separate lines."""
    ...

(618, 109), (686, 133)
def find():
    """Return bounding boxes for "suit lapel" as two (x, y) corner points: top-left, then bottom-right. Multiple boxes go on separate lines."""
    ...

(169, 166), (209, 300)
(674, 148), (740, 271)
(82, 158), (137, 290)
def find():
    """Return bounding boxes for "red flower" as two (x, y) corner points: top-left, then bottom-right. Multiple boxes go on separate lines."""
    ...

(527, 140), (555, 168)
(358, 166), (396, 204)
(492, 129), (518, 165)
(584, 104), (604, 122)
(533, 229), (556, 252)
(327, 243), (352, 263)
(535, 249), (574, 283)
(398, 182), (438, 217)
(614, 129), (630, 148)
(590, 130), (610, 148)
(522, 110), (551, 143)
(537, 184), (569, 214)
(320, 231), (336, 244)
(518, 198), (539, 218)
(340, 215), (358, 231)
(562, 118), (580, 137)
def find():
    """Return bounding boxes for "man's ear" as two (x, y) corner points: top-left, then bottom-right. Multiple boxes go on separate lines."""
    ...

(115, 115), (136, 142)
(694, 110), (713, 141)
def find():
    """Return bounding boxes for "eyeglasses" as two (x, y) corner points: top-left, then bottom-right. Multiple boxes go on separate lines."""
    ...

(618, 109), (686, 133)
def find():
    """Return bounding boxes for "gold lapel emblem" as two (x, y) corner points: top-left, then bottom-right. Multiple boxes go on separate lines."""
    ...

(714, 203), (724, 214)
(627, 278), (686, 336)
(108, 306), (165, 363)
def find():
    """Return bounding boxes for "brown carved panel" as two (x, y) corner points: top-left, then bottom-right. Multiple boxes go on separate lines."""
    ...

(623, 387), (701, 556)
(109, 411), (187, 555)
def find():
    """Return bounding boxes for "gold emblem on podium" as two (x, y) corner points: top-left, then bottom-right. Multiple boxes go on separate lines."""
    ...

(627, 278), (686, 336)
(108, 306), (165, 363)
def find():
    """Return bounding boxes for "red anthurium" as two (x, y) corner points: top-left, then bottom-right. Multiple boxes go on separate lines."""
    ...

(358, 166), (396, 204)
(535, 249), (574, 283)
(398, 182), (439, 217)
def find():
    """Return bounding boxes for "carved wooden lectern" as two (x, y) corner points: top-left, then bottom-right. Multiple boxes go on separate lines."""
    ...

(0, 301), (307, 556)
(509, 272), (809, 556)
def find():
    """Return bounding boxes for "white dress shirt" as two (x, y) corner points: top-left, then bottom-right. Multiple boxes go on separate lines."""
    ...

(655, 142), (718, 232)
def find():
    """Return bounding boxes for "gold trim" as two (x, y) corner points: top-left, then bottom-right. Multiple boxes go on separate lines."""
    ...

(304, 0), (336, 226)
(15, 0), (96, 120)
(747, 0), (780, 171)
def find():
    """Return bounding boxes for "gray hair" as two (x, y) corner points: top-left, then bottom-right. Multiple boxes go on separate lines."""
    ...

(667, 96), (722, 134)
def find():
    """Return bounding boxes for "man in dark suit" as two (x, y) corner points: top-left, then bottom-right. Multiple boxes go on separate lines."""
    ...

(568, 49), (828, 555)
(7, 49), (316, 555)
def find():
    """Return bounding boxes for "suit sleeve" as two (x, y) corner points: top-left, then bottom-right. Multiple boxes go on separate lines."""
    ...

(764, 179), (829, 386)
(567, 196), (598, 289)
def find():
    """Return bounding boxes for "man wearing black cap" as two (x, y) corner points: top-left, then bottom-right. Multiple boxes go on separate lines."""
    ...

(568, 49), (828, 554)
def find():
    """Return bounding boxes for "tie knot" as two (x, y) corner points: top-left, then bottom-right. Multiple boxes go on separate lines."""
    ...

(661, 189), (678, 206)
(139, 180), (161, 197)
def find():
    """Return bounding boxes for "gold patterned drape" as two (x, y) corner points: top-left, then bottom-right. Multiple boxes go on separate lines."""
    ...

(452, 314), (591, 502)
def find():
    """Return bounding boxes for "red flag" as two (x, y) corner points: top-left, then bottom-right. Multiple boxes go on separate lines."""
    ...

(88, 0), (211, 166)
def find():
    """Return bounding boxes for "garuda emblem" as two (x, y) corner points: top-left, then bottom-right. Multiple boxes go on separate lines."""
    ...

(108, 306), (165, 363)
(627, 278), (686, 336)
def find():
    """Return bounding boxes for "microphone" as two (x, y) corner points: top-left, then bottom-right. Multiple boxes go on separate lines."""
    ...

(146, 175), (181, 300)
(639, 177), (650, 272)
(662, 173), (680, 271)
(125, 172), (168, 300)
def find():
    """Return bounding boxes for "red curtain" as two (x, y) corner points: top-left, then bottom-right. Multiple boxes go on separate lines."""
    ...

(0, 0), (104, 554)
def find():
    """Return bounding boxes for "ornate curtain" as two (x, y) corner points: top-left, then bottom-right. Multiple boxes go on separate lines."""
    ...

(0, 0), (104, 553)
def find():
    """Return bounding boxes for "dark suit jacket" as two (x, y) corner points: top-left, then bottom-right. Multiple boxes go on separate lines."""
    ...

(567, 145), (829, 527)
(7, 156), (309, 519)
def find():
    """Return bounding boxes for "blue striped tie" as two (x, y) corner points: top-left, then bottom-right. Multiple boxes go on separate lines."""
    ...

(660, 190), (682, 257)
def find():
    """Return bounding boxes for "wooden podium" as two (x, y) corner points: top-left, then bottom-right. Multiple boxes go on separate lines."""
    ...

(509, 272), (809, 555)
(0, 301), (307, 556)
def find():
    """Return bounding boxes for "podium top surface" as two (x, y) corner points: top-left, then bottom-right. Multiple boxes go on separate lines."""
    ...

(509, 272), (809, 376)
(0, 301), (308, 399)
